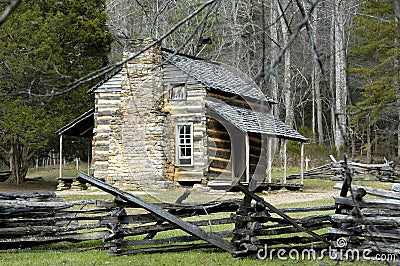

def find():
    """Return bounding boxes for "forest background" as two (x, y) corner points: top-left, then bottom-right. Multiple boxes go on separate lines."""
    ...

(0, 0), (399, 183)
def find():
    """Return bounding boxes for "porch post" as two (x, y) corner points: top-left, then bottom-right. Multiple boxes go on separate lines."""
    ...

(245, 133), (250, 183)
(59, 135), (63, 179)
(300, 142), (305, 185)
(267, 137), (272, 183)
(87, 145), (90, 175)
(283, 139), (287, 184)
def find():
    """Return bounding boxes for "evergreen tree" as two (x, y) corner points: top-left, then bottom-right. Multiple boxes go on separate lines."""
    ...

(0, 0), (113, 183)
(348, 0), (400, 159)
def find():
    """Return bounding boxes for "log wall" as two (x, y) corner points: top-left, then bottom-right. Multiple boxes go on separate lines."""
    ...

(92, 73), (122, 181)
(162, 63), (208, 182)
(207, 117), (232, 180)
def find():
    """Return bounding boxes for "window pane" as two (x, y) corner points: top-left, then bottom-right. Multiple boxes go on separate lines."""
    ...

(177, 124), (192, 165)
(169, 85), (186, 100)
(179, 158), (191, 165)
(180, 147), (186, 156)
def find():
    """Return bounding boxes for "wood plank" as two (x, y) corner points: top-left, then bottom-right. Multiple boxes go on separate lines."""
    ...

(333, 183), (400, 200)
(113, 243), (215, 256)
(235, 182), (327, 243)
(0, 231), (108, 249)
(0, 192), (56, 200)
(259, 234), (329, 246)
(77, 172), (237, 253)
(330, 214), (400, 226)
(279, 205), (336, 213)
(121, 230), (232, 247)
(328, 228), (400, 241)
(333, 196), (400, 210)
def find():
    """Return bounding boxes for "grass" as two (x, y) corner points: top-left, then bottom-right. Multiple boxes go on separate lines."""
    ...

(1, 167), (397, 265)
(0, 247), (386, 266)
(26, 164), (87, 180)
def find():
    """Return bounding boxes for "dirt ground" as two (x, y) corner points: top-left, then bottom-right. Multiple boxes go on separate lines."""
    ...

(0, 181), (338, 205)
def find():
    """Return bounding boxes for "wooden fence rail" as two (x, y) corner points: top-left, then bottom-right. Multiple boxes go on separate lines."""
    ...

(1, 172), (400, 261)
(330, 183), (400, 257)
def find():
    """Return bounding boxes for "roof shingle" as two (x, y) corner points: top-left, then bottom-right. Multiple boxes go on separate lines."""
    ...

(162, 50), (276, 104)
(205, 99), (307, 142)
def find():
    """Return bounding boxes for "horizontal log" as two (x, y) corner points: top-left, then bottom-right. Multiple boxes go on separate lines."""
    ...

(0, 192), (56, 200)
(231, 214), (270, 223)
(0, 223), (105, 237)
(113, 243), (215, 256)
(258, 234), (330, 246)
(330, 214), (400, 226)
(122, 217), (234, 236)
(334, 196), (400, 210)
(295, 214), (332, 227)
(208, 167), (231, 174)
(1, 213), (113, 228)
(120, 230), (232, 247)
(234, 222), (331, 237)
(350, 161), (393, 170)
(333, 183), (400, 200)
(363, 209), (400, 217)
(0, 199), (96, 209)
(0, 231), (108, 249)
(328, 228), (400, 241)
(209, 159), (231, 170)
(263, 215), (332, 228)
(279, 205), (336, 213)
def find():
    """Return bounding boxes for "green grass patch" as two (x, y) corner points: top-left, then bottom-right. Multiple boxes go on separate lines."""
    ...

(3, 166), (395, 265)
(0, 249), (385, 265)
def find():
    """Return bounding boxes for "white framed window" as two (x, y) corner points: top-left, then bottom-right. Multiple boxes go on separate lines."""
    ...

(176, 124), (193, 165)
(168, 84), (186, 100)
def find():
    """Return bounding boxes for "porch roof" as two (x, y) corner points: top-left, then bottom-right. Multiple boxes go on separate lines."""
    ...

(205, 100), (307, 142)
(57, 109), (94, 138)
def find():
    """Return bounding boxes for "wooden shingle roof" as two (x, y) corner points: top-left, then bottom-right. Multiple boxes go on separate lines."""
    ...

(162, 50), (276, 104)
(206, 99), (307, 142)
(57, 109), (94, 138)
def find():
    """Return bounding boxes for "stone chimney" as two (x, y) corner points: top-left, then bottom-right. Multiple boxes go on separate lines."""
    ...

(107, 39), (167, 189)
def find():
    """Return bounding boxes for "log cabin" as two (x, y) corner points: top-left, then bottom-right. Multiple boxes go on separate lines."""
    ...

(58, 39), (307, 190)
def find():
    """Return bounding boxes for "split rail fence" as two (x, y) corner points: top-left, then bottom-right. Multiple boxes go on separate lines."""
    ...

(0, 171), (399, 261)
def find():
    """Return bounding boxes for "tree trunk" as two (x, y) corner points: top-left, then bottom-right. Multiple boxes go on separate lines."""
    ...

(270, 1), (280, 118)
(279, 0), (293, 128)
(310, 4), (324, 146)
(394, 0), (400, 161)
(6, 141), (34, 184)
(366, 116), (372, 164)
(398, 88), (400, 161)
(333, 0), (347, 154)
(270, 0), (280, 155)
(329, 3), (336, 149)
(315, 67), (324, 145)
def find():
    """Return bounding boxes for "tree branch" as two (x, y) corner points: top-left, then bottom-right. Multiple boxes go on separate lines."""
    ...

(0, 0), (21, 28)
(0, 0), (218, 98)
(254, 0), (322, 84)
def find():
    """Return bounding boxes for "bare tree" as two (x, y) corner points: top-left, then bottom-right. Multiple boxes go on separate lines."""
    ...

(333, 0), (348, 153)
(394, 0), (400, 160)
